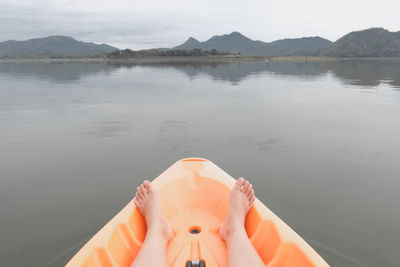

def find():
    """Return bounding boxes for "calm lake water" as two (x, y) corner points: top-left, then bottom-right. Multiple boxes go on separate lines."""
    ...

(0, 60), (399, 266)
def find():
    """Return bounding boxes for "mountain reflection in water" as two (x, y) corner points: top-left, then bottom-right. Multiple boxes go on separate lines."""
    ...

(0, 60), (399, 90)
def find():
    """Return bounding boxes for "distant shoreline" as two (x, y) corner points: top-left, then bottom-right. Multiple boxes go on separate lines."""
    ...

(1, 56), (400, 63)
(0, 55), (265, 63)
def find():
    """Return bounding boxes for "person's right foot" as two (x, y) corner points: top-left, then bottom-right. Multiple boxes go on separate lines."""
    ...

(219, 177), (255, 241)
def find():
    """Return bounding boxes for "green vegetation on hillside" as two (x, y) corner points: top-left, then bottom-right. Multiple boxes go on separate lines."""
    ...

(107, 48), (233, 58)
(299, 28), (400, 57)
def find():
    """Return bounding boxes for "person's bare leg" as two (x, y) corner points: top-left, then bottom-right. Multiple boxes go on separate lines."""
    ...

(131, 180), (174, 267)
(220, 178), (264, 267)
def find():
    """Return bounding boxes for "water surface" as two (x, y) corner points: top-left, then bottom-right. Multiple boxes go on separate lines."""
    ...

(1, 60), (399, 266)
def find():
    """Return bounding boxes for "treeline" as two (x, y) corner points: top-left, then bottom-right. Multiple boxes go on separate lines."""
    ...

(107, 48), (233, 58)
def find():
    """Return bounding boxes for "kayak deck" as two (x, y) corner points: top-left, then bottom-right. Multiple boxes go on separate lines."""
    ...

(67, 158), (328, 267)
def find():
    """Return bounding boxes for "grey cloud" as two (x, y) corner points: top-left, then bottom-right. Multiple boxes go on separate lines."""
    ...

(0, 0), (399, 49)
(0, 2), (187, 48)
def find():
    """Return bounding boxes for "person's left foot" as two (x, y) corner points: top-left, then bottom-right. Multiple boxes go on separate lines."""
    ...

(134, 180), (175, 242)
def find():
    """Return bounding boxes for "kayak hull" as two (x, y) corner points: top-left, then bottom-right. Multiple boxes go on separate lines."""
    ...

(67, 158), (328, 267)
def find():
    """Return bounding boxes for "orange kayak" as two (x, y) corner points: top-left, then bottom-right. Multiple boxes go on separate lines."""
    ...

(67, 158), (328, 267)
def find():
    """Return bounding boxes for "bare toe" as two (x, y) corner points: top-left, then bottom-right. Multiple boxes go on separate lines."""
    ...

(242, 180), (250, 193)
(139, 184), (146, 197)
(247, 184), (253, 196)
(247, 185), (254, 198)
(235, 178), (245, 190)
(136, 186), (142, 200)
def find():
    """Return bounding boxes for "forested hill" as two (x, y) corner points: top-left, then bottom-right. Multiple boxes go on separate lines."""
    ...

(174, 32), (332, 56)
(301, 28), (400, 57)
(0, 36), (117, 58)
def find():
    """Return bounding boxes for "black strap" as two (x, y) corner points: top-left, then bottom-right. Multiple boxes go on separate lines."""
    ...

(186, 260), (205, 267)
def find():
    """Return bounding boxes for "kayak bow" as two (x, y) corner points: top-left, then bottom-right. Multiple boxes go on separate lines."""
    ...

(67, 158), (328, 267)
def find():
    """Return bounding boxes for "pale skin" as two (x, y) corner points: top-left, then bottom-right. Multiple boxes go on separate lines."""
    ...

(131, 178), (264, 267)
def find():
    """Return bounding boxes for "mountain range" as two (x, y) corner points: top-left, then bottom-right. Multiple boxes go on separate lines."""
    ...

(1, 28), (400, 58)
(174, 32), (332, 56)
(0, 36), (117, 58)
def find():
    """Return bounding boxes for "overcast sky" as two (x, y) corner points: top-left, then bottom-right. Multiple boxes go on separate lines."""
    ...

(0, 0), (399, 49)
